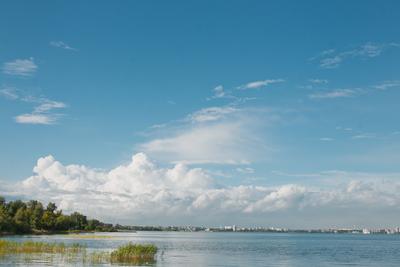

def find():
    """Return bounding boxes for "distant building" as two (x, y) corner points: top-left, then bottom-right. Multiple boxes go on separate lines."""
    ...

(362, 228), (371, 234)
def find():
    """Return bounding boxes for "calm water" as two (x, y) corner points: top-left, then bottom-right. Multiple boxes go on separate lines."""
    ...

(1, 231), (400, 266)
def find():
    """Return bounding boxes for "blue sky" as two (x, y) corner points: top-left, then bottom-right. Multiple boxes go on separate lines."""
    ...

(1, 1), (400, 227)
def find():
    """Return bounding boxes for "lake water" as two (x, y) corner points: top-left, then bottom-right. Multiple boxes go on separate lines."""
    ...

(1, 231), (400, 266)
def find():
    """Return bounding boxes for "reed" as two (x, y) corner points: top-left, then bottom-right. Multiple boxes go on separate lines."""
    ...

(0, 239), (157, 265)
(110, 243), (157, 264)
(0, 240), (85, 254)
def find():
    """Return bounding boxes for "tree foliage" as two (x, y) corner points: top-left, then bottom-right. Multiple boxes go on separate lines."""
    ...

(0, 197), (115, 234)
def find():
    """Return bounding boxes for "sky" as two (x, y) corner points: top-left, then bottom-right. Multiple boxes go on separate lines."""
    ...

(1, 1), (400, 228)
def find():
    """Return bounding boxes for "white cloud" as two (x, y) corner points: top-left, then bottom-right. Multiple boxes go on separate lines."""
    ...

(139, 106), (272, 165)
(320, 137), (334, 141)
(352, 133), (376, 140)
(15, 98), (66, 125)
(0, 87), (19, 100)
(140, 121), (257, 165)
(374, 80), (400, 90)
(207, 85), (239, 101)
(320, 56), (342, 69)
(2, 58), (37, 77)
(309, 88), (359, 99)
(15, 114), (57, 125)
(243, 185), (307, 213)
(2, 154), (400, 226)
(50, 41), (77, 51)
(312, 42), (399, 69)
(187, 106), (238, 123)
(34, 100), (66, 113)
(211, 85), (226, 98)
(0, 89), (67, 125)
(237, 79), (285, 90)
(309, 79), (328, 84)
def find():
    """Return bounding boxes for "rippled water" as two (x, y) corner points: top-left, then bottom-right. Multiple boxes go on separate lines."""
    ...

(1, 231), (400, 266)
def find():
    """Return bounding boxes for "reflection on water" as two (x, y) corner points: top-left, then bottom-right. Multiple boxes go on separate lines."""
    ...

(1, 231), (400, 266)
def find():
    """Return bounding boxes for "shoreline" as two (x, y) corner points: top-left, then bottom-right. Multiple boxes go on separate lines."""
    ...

(2, 229), (399, 237)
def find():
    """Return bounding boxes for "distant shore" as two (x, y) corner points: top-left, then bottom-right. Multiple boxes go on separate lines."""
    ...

(2, 227), (399, 236)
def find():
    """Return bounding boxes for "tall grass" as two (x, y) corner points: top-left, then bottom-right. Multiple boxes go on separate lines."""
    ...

(0, 240), (85, 254)
(0, 239), (157, 265)
(110, 243), (157, 264)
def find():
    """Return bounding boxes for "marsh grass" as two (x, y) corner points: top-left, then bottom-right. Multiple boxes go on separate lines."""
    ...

(110, 243), (157, 264)
(0, 239), (157, 265)
(0, 240), (85, 254)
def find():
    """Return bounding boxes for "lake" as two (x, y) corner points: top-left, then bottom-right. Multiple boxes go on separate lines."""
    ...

(1, 231), (400, 266)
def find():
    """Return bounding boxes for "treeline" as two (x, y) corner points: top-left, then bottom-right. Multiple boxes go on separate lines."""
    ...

(0, 196), (115, 234)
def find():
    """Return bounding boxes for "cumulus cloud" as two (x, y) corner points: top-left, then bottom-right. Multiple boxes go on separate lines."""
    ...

(2, 58), (37, 76)
(2, 153), (400, 226)
(237, 79), (285, 90)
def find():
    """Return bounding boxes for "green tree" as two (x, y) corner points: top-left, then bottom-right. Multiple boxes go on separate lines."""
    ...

(13, 207), (31, 233)
(0, 200), (12, 233)
(28, 201), (44, 230)
(55, 215), (73, 230)
(70, 212), (88, 230)
(6, 200), (26, 218)
(0, 196), (114, 234)
(46, 202), (57, 213)
(41, 211), (57, 230)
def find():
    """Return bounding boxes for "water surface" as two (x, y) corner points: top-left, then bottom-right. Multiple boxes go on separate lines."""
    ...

(1, 231), (399, 266)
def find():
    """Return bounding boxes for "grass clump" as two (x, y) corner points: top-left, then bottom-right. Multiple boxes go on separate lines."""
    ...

(110, 243), (157, 264)
(0, 239), (157, 265)
(0, 239), (85, 254)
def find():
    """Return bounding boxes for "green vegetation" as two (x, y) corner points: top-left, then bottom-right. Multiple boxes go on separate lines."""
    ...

(0, 239), (157, 265)
(0, 239), (85, 254)
(110, 243), (157, 263)
(86, 243), (157, 265)
(0, 196), (115, 235)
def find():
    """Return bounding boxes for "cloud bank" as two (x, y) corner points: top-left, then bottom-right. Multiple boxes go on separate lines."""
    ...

(2, 153), (400, 227)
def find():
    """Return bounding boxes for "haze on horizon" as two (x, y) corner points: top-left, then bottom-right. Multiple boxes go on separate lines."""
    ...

(1, 1), (400, 229)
